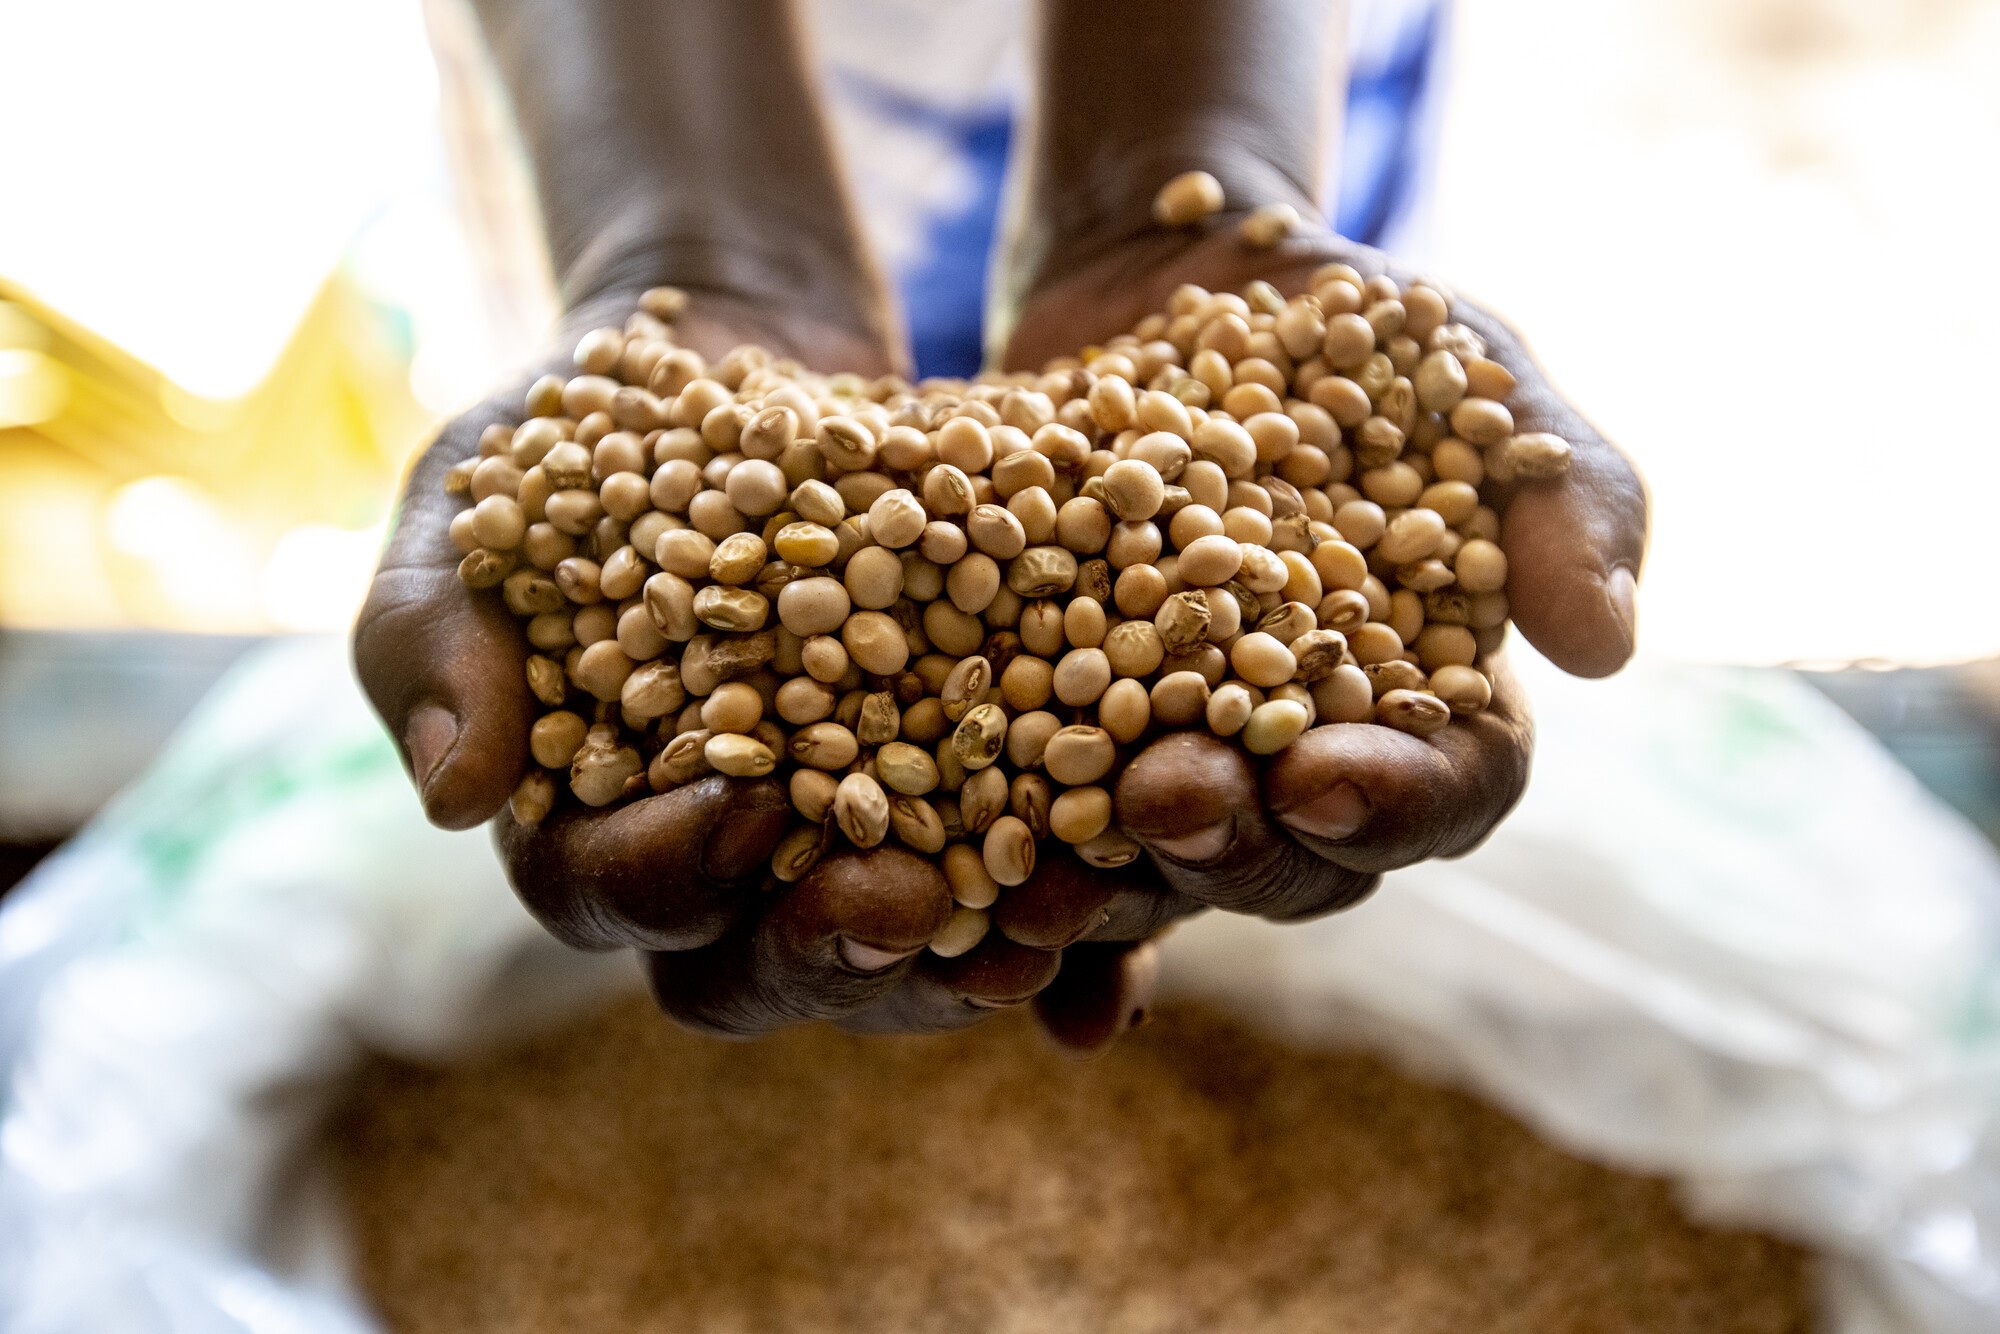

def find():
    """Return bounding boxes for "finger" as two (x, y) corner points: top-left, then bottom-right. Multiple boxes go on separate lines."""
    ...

(838, 933), (1064, 1036)
(353, 393), (535, 830)
(1115, 731), (1380, 920)
(497, 773), (792, 952)
(1084, 882), (1206, 943)
(1265, 657), (1533, 873)
(988, 848), (1200, 947)
(1448, 303), (1650, 679)
(1034, 939), (1161, 1058)
(646, 846), (953, 1037)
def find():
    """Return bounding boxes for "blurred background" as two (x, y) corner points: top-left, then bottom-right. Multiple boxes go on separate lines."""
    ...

(2, 0), (1997, 866)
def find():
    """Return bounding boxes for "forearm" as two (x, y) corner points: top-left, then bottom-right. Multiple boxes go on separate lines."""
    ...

(1012, 0), (1346, 292)
(469, 0), (884, 330)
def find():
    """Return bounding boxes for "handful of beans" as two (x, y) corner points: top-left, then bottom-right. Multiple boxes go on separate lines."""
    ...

(446, 266), (1570, 957)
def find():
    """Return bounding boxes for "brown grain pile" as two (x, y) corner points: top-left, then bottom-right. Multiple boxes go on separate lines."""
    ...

(331, 996), (1814, 1334)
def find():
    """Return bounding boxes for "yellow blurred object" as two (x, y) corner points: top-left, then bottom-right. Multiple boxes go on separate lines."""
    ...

(0, 274), (434, 632)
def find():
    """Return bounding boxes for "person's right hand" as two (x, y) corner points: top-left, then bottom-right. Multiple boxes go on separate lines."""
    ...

(353, 287), (1158, 1050)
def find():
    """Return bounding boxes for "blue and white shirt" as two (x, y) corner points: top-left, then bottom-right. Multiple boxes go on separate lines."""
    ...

(815, 0), (1446, 378)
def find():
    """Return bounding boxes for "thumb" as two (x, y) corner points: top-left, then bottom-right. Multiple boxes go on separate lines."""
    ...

(354, 399), (536, 829)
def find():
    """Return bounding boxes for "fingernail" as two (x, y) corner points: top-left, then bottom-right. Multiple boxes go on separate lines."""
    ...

(702, 802), (791, 881)
(1119, 942), (1161, 1037)
(1145, 819), (1234, 864)
(1277, 781), (1370, 842)
(838, 938), (922, 973)
(1604, 565), (1638, 653)
(405, 705), (458, 795)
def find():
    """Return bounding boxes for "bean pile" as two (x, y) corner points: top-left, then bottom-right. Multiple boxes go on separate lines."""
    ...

(445, 268), (1570, 953)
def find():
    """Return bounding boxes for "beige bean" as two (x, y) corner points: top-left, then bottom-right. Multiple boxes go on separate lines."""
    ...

(982, 814), (1038, 886)
(705, 732), (776, 777)
(693, 585), (769, 633)
(620, 662), (687, 722)
(789, 721), (859, 771)
(1449, 397), (1514, 446)
(1153, 169), (1225, 226)
(857, 690), (902, 745)
(1044, 725), (1117, 786)
(943, 843), (1001, 908)
(1003, 710), (1063, 770)
(572, 641), (635, 702)
(1000, 655), (1055, 711)
(816, 416), (878, 471)
(958, 764), (1009, 835)
(773, 675), (837, 726)
(1104, 620), (1166, 677)
(1148, 671), (1210, 726)
(800, 634), (850, 683)
(1076, 829), (1143, 868)
(887, 795), (947, 855)
(1310, 663), (1375, 723)
(1348, 622), (1404, 666)
(940, 654), (993, 720)
(1454, 539), (1508, 594)
(967, 503), (1028, 560)
(529, 711), (590, 769)
(1101, 457), (1166, 521)
(776, 576), (851, 636)
(1049, 786), (1115, 845)
(1377, 688), (1451, 737)
(927, 904), (989, 958)
(509, 770), (558, 827)
(1177, 533), (1242, 587)
(1153, 590), (1212, 654)
(1010, 772), (1054, 839)
(1053, 646), (1113, 706)
(834, 772), (892, 847)
(1207, 682), (1255, 736)
(790, 769), (840, 824)
(649, 729), (713, 790)
(1229, 632), (1297, 688)
(868, 488), (928, 549)
(1243, 699), (1311, 754)
(771, 825), (827, 884)
(570, 731), (643, 807)
(1375, 507), (1448, 564)
(1487, 431), (1573, 483)
(1114, 563), (1170, 619)
(878, 741), (941, 796)
(952, 702), (1009, 771)
(1099, 677), (1153, 743)
(1430, 664), (1493, 715)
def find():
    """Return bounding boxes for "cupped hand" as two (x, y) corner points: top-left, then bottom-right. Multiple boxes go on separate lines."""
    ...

(352, 288), (1156, 1050)
(996, 221), (1648, 928)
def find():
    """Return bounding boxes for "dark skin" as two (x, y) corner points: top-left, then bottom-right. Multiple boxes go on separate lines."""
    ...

(354, 0), (1648, 1054)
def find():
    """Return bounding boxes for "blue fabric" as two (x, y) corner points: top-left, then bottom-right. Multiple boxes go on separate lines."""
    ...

(832, 69), (1016, 383)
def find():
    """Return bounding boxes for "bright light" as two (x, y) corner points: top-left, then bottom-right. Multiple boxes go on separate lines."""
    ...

(104, 477), (220, 559)
(260, 523), (384, 632)
(0, 0), (439, 398)
(1429, 0), (2000, 664)
(0, 348), (69, 427)
(102, 477), (261, 627)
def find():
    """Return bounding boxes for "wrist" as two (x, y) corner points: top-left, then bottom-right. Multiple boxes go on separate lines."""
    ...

(555, 206), (902, 375)
(1004, 130), (1322, 312)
